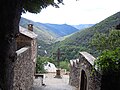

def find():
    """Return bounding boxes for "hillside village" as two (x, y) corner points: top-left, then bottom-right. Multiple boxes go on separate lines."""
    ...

(1, 0), (120, 90)
(0, 1), (120, 89)
(11, 11), (120, 90)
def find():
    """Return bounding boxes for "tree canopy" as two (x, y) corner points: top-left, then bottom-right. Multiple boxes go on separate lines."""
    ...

(23, 0), (64, 13)
(91, 30), (120, 52)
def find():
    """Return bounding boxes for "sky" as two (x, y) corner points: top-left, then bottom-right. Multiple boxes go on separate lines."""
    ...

(22, 0), (120, 25)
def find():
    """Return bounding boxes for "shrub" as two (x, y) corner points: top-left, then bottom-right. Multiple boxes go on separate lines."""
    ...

(95, 47), (120, 74)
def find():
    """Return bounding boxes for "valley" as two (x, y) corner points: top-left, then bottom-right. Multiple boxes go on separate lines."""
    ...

(20, 12), (120, 73)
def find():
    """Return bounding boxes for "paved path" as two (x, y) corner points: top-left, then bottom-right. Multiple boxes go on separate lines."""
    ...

(32, 73), (76, 90)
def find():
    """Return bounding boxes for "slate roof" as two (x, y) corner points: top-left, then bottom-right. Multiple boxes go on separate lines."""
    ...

(19, 26), (37, 39)
(79, 52), (95, 66)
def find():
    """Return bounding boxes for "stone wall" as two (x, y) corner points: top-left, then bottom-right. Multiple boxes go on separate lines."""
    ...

(16, 34), (31, 50)
(16, 34), (37, 75)
(13, 47), (34, 90)
(69, 59), (80, 88)
(31, 39), (37, 74)
(69, 52), (101, 90)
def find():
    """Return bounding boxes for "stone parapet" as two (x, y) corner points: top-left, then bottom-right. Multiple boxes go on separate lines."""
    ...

(13, 47), (34, 90)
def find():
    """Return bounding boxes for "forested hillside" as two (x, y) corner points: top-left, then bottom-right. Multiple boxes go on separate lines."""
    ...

(20, 17), (79, 42)
(48, 12), (120, 60)
(20, 17), (57, 44)
(36, 23), (79, 37)
(19, 17), (80, 55)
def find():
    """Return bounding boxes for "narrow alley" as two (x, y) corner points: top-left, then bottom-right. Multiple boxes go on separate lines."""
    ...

(32, 73), (76, 90)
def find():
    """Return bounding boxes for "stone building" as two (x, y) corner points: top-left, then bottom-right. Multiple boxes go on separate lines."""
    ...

(16, 24), (37, 69)
(13, 24), (37, 90)
(69, 52), (101, 90)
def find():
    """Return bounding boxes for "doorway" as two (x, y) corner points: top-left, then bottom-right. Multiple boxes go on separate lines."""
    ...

(80, 70), (87, 90)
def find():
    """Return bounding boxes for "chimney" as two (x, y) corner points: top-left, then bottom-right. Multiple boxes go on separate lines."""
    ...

(28, 24), (33, 31)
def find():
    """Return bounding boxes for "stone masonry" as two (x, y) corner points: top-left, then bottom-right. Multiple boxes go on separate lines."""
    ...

(69, 59), (80, 89)
(13, 25), (37, 90)
(69, 52), (101, 90)
(13, 47), (34, 90)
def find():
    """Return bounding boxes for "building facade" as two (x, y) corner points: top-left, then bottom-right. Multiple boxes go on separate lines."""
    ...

(13, 24), (37, 90)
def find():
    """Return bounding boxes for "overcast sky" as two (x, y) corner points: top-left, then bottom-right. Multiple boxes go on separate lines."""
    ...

(22, 0), (120, 25)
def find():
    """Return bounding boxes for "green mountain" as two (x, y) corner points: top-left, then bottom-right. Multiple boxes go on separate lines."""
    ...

(20, 17), (79, 43)
(19, 17), (80, 55)
(36, 23), (79, 37)
(48, 12), (120, 60)
(20, 17), (57, 44)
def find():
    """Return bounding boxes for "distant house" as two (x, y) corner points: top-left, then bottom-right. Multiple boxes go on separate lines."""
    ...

(14, 24), (37, 90)
(44, 62), (57, 73)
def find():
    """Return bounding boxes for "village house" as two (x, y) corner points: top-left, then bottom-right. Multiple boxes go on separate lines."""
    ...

(13, 24), (37, 90)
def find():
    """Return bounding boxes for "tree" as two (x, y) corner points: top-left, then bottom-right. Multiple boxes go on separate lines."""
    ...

(0, 0), (63, 89)
(90, 30), (120, 90)
(96, 48), (120, 90)
(36, 56), (54, 73)
(59, 61), (70, 71)
(90, 30), (120, 56)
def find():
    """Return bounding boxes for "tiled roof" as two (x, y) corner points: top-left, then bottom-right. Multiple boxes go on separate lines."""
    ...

(19, 26), (37, 39)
